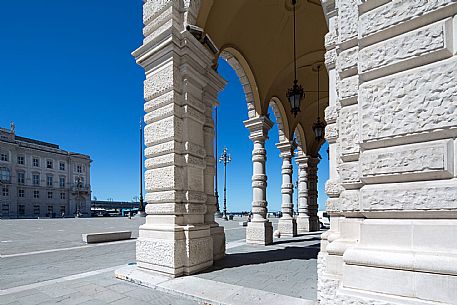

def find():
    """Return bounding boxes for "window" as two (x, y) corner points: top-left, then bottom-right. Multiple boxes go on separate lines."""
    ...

(18, 189), (25, 198)
(33, 174), (40, 186)
(33, 205), (40, 215)
(2, 204), (9, 217)
(33, 157), (39, 167)
(33, 190), (40, 199)
(46, 160), (53, 169)
(47, 191), (53, 199)
(59, 177), (65, 188)
(17, 172), (25, 185)
(17, 156), (24, 165)
(46, 176), (53, 187)
(18, 205), (25, 216)
(2, 186), (8, 197)
(47, 205), (53, 216)
(60, 192), (65, 200)
(0, 152), (8, 162)
(59, 162), (65, 171)
(0, 167), (10, 182)
(60, 206), (65, 216)
(77, 165), (82, 173)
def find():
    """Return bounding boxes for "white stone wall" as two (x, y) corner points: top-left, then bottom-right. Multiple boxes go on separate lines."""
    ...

(320, 0), (457, 303)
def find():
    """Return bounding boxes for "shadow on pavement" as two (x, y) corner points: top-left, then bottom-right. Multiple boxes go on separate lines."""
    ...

(201, 242), (320, 272)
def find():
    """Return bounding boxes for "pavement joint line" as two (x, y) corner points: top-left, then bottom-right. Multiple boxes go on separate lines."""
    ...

(0, 238), (136, 258)
(0, 265), (124, 296)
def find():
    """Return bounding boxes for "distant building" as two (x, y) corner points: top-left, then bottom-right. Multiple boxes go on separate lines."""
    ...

(0, 123), (91, 218)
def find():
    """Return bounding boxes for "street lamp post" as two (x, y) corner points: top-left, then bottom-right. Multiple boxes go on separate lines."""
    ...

(215, 107), (221, 217)
(219, 147), (231, 221)
(75, 176), (82, 218)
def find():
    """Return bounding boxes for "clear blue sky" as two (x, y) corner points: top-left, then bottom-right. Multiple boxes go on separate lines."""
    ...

(0, 1), (328, 211)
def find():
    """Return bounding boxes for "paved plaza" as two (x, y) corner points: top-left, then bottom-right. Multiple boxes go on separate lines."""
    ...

(0, 217), (321, 304)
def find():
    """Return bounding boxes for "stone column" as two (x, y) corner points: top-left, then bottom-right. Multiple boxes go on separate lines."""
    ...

(244, 116), (274, 245)
(295, 152), (310, 234)
(276, 141), (297, 237)
(307, 157), (320, 231)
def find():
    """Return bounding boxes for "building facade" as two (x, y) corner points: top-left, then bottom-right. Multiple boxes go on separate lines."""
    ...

(0, 125), (91, 218)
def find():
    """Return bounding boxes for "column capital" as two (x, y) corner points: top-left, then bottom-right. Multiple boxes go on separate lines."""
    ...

(276, 141), (297, 158)
(295, 153), (310, 166)
(244, 115), (274, 142)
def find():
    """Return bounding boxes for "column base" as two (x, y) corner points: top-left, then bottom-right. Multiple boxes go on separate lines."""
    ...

(278, 217), (297, 237)
(246, 221), (273, 245)
(136, 223), (213, 277)
(297, 215), (320, 233)
(297, 215), (310, 234)
(210, 225), (225, 261)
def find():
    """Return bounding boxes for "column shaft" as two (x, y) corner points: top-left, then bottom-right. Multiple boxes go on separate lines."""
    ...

(296, 154), (310, 234)
(277, 141), (297, 236)
(244, 116), (274, 245)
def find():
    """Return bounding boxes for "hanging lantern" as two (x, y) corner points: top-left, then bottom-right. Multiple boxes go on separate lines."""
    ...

(313, 64), (326, 140)
(286, 0), (304, 117)
(313, 117), (325, 140)
(287, 80), (304, 116)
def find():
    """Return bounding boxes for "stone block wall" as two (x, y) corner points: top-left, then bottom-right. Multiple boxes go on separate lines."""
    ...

(320, 0), (457, 304)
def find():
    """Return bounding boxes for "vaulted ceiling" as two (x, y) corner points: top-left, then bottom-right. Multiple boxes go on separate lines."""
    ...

(196, 0), (328, 155)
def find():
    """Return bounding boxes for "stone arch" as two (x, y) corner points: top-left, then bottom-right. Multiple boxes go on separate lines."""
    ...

(219, 46), (262, 119)
(294, 123), (307, 155)
(269, 96), (290, 143)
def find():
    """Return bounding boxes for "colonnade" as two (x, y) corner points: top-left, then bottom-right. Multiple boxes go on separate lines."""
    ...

(244, 116), (321, 245)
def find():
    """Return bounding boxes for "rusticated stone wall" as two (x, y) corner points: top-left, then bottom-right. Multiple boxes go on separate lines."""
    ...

(320, 0), (457, 304)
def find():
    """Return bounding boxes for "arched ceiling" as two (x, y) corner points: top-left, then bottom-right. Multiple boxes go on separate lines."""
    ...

(196, 0), (329, 156)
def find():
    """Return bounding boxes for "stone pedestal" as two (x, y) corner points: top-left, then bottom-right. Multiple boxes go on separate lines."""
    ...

(246, 220), (273, 245)
(276, 141), (297, 237)
(244, 116), (274, 245)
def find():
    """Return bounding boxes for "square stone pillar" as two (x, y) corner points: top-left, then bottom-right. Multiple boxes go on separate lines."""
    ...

(244, 116), (274, 245)
(276, 141), (297, 237)
(132, 0), (225, 277)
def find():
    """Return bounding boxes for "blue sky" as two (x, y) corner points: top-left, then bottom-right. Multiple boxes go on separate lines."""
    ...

(0, 1), (328, 211)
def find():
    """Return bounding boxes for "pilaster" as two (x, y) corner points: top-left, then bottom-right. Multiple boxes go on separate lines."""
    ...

(202, 71), (226, 261)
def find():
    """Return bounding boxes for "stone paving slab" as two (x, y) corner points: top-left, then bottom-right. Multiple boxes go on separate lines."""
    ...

(0, 217), (321, 305)
(116, 265), (314, 305)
